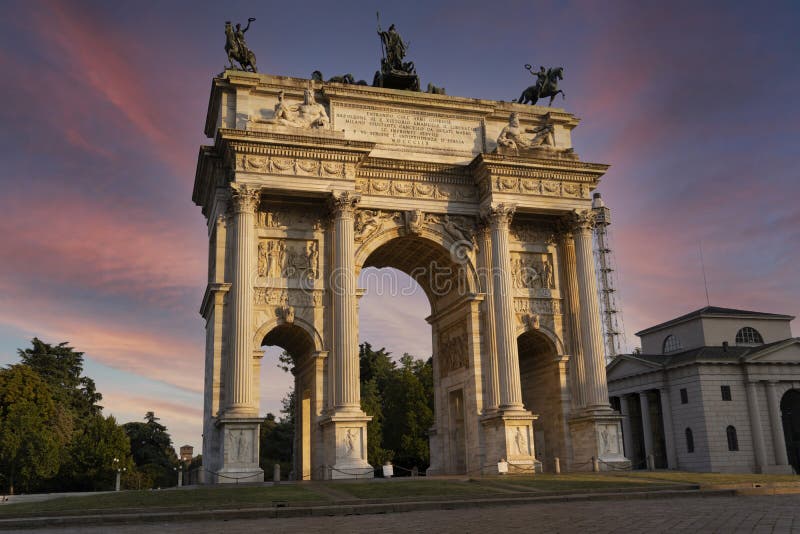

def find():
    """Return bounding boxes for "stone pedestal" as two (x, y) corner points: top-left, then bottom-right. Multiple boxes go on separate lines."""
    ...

(319, 414), (374, 479)
(481, 411), (539, 474)
(215, 417), (264, 483)
(568, 411), (629, 471)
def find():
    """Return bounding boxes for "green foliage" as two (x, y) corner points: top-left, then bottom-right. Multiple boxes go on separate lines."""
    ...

(0, 365), (71, 494)
(17, 338), (102, 419)
(358, 343), (433, 470)
(259, 412), (294, 479)
(123, 412), (178, 488)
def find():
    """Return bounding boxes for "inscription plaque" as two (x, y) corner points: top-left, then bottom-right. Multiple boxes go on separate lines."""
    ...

(332, 103), (481, 153)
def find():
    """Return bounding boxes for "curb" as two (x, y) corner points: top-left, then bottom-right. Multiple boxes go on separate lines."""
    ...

(0, 489), (736, 530)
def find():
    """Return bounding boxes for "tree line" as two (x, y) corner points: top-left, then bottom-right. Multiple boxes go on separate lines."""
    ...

(260, 342), (434, 477)
(0, 339), (181, 494)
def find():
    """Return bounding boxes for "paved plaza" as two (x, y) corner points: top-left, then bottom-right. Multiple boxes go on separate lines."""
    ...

(23, 494), (800, 533)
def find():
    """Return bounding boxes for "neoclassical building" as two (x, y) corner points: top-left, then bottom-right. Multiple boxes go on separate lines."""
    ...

(608, 306), (800, 474)
(193, 70), (628, 482)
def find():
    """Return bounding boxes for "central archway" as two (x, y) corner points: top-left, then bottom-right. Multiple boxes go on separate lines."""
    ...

(357, 229), (481, 475)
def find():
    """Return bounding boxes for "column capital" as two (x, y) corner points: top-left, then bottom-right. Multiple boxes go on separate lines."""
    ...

(328, 191), (361, 218)
(562, 209), (596, 233)
(481, 203), (516, 227)
(229, 183), (261, 213)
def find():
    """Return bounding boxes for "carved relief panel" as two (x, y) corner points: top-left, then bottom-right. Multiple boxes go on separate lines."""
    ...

(223, 425), (258, 466)
(511, 252), (555, 289)
(506, 424), (533, 459)
(256, 206), (324, 231)
(438, 321), (469, 378)
(257, 239), (319, 280)
(337, 426), (365, 461)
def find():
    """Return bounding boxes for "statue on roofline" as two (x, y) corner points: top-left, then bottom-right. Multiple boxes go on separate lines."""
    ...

(225, 18), (257, 72)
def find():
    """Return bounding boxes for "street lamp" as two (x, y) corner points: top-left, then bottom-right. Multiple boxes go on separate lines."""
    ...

(173, 466), (183, 487)
(112, 458), (126, 491)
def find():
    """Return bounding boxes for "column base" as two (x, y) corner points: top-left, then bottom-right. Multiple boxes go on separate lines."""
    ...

(568, 409), (630, 471)
(214, 416), (264, 483)
(759, 465), (795, 475)
(319, 411), (374, 480)
(480, 408), (538, 475)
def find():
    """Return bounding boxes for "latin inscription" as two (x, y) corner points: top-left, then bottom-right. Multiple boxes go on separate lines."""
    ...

(333, 105), (480, 152)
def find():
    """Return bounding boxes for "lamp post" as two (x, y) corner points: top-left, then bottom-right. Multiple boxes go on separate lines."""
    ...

(112, 458), (126, 491)
(173, 466), (183, 487)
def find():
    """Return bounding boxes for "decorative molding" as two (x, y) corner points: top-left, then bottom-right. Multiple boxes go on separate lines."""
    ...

(514, 297), (562, 316)
(254, 287), (323, 308)
(236, 153), (352, 179)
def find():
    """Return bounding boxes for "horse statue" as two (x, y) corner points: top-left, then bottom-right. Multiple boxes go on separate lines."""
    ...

(518, 66), (565, 106)
(225, 19), (257, 72)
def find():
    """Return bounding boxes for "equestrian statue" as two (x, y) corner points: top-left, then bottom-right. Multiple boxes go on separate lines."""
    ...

(517, 64), (565, 106)
(225, 18), (258, 72)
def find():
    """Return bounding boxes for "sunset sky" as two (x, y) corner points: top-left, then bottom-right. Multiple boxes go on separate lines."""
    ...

(1, 0), (797, 451)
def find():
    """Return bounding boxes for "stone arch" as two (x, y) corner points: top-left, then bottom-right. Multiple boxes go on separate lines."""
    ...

(516, 328), (568, 470)
(354, 225), (481, 300)
(253, 316), (324, 355)
(515, 323), (565, 356)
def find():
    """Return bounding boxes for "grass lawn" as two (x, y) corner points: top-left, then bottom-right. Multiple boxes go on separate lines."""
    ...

(0, 485), (326, 517)
(330, 479), (507, 499)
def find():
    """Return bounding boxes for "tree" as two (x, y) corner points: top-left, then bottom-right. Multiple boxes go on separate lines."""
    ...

(17, 338), (102, 419)
(382, 354), (433, 469)
(123, 412), (178, 488)
(56, 414), (133, 491)
(0, 366), (72, 494)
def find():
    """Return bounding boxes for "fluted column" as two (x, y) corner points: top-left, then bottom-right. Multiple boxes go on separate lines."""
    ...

(330, 192), (361, 411)
(571, 210), (610, 409)
(765, 381), (789, 466)
(639, 392), (654, 462)
(558, 230), (586, 410)
(745, 380), (768, 471)
(659, 388), (677, 469)
(479, 224), (500, 412)
(226, 183), (260, 415)
(486, 204), (524, 410)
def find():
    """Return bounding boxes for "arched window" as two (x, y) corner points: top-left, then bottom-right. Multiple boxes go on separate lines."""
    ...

(735, 327), (764, 345)
(663, 334), (682, 354)
(685, 428), (694, 453)
(726, 426), (739, 451)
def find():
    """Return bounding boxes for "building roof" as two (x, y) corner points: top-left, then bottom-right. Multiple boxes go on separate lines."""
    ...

(635, 306), (795, 337)
(609, 338), (800, 373)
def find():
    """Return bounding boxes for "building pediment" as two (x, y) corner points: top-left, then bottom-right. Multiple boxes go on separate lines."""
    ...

(606, 355), (663, 380)
(744, 338), (800, 364)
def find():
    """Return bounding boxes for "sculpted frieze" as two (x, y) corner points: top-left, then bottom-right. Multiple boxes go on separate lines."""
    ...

(511, 253), (555, 289)
(510, 223), (556, 245)
(438, 321), (469, 378)
(494, 176), (588, 198)
(356, 177), (477, 202)
(257, 239), (319, 280)
(354, 209), (402, 242)
(256, 206), (323, 231)
(236, 153), (350, 179)
(514, 298), (561, 316)
(254, 287), (323, 308)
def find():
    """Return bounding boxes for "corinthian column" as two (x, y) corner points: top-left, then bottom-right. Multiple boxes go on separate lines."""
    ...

(571, 209), (610, 409)
(225, 183), (260, 416)
(479, 223), (500, 412)
(486, 204), (524, 410)
(329, 191), (361, 411)
(558, 229), (586, 410)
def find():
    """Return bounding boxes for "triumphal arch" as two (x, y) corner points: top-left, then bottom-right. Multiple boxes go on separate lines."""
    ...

(193, 70), (629, 482)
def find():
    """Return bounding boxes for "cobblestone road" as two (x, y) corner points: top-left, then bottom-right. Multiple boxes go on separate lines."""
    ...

(27, 494), (800, 533)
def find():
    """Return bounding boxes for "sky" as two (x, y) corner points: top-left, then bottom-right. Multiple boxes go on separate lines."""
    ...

(1, 0), (798, 452)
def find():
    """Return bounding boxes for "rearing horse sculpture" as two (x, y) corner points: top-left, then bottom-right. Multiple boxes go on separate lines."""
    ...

(225, 19), (257, 73)
(518, 66), (565, 106)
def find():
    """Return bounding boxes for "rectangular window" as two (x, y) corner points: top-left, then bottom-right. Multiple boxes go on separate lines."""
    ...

(721, 385), (732, 401)
(680, 388), (688, 404)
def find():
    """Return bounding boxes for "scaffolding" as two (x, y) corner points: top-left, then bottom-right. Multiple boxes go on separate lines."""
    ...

(592, 193), (627, 362)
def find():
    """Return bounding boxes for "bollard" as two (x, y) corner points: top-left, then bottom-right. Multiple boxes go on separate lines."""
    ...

(411, 466), (419, 477)
(592, 456), (600, 472)
(647, 454), (655, 471)
(554, 457), (561, 475)
(115, 471), (121, 491)
(274, 464), (281, 483)
(178, 470), (183, 487)
(382, 461), (394, 478)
